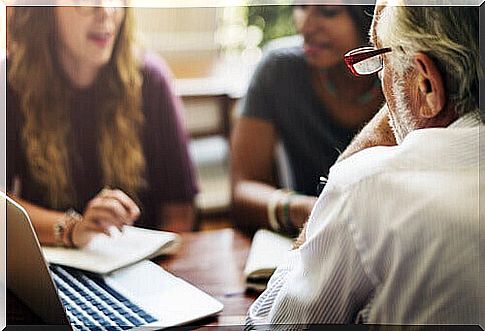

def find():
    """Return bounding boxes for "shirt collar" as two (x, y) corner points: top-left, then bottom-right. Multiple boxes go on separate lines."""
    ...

(448, 110), (482, 129)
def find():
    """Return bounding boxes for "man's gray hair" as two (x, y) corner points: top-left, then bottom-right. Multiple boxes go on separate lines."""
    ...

(377, 6), (480, 116)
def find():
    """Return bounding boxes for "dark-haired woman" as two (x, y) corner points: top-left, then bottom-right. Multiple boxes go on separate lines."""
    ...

(231, 6), (384, 235)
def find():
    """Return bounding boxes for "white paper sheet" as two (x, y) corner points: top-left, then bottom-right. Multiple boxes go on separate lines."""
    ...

(42, 226), (180, 274)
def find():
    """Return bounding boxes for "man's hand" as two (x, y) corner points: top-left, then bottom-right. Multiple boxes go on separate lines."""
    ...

(292, 105), (396, 249)
(71, 189), (140, 248)
(337, 104), (397, 162)
(292, 222), (307, 250)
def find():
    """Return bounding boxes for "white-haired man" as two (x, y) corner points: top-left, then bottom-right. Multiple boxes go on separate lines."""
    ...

(246, 4), (482, 327)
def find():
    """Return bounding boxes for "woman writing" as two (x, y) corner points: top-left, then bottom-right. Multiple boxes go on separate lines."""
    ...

(231, 5), (383, 235)
(7, 4), (198, 247)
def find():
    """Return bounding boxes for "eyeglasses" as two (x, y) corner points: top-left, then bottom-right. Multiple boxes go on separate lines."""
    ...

(73, 0), (125, 16)
(344, 46), (392, 77)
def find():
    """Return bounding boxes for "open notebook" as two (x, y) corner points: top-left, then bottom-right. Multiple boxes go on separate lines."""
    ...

(42, 226), (180, 275)
(243, 229), (293, 291)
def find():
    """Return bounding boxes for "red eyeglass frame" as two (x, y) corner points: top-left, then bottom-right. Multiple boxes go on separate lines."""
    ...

(344, 47), (393, 77)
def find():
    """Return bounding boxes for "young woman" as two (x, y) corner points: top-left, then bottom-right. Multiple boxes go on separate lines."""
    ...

(231, 5), (384, 235)
(7, 4), (198, 247)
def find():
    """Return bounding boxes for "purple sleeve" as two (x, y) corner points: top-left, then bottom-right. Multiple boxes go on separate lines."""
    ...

(141, 54), (199, 203)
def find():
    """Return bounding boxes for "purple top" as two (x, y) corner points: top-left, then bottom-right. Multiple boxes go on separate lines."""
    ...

(7, 54), (198, 229)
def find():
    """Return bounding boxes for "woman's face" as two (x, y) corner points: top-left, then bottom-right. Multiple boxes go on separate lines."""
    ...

(294, 5), (361, 69)
(55, 4), (125, 70)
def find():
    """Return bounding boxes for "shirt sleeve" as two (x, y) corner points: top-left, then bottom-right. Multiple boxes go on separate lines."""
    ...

(246, 189), (375, 326)
(238, 50), (280, 122)
(141, 54), (199, 203)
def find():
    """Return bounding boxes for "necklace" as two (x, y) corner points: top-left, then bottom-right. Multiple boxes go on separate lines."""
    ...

(319, 70), (381, 105)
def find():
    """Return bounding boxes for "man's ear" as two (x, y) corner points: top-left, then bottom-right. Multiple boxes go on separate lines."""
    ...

(413, 53), (446, 118)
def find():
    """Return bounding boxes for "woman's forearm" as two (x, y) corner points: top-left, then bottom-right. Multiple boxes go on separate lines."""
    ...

(8, 194), (64, 245)
(232, 180), (278, 234)
(232, 180), (316, 235)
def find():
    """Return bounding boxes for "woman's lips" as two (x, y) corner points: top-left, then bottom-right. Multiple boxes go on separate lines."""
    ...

(88, 33), (113, 48)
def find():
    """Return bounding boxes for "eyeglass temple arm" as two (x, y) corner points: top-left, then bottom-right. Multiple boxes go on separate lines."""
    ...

(346, 47), (392, 65)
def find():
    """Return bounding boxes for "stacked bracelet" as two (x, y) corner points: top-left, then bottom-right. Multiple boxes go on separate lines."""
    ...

(280, 191), (297, 232)
(53, 209), (83, 248)
(267, 189), (286, 231)
(267, 189), (297, 232)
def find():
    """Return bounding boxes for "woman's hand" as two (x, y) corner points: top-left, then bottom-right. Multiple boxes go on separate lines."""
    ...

(71, 189), (140, 248)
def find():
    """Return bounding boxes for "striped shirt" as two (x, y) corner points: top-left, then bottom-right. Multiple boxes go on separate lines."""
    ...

(246, 113), (482, 327)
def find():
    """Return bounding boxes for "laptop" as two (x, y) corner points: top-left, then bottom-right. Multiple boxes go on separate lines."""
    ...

(6, 195), (224, 330)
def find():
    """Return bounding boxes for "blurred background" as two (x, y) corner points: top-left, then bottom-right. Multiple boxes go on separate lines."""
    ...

(128, 5), (298, 230)
(0, 4), (298, 230)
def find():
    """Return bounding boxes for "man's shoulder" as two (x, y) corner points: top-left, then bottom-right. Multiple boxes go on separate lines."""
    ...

(328, 126), (481, 240)
(326, 145), (399, 193)
(329, 126), (481, 191)
(322, 126), (480, 246)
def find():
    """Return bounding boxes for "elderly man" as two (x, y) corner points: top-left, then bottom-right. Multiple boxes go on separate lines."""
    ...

(246, 4), (482, 327)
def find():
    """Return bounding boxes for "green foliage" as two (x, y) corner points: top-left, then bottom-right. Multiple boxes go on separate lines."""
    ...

(247, 5), (296, 47)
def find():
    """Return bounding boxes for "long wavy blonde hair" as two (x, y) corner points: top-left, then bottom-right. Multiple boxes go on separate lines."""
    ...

(8, 7), (146, 209)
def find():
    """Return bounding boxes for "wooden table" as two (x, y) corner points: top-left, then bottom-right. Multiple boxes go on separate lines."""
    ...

(157, 229), (257, 326)
(7, 229), (258, 327)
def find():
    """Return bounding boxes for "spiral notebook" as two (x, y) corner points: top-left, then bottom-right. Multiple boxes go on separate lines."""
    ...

(42, 226), (181, 275)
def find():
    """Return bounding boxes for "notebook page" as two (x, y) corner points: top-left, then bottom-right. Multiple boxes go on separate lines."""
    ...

(42, 226), (180, 274)
(243, 229), (293, 281)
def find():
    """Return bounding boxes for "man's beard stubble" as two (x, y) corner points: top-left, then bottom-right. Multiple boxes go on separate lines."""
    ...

(388, 72), (419, 144)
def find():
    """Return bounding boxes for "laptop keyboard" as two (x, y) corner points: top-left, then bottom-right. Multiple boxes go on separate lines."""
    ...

(50, 264), (158, 331)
